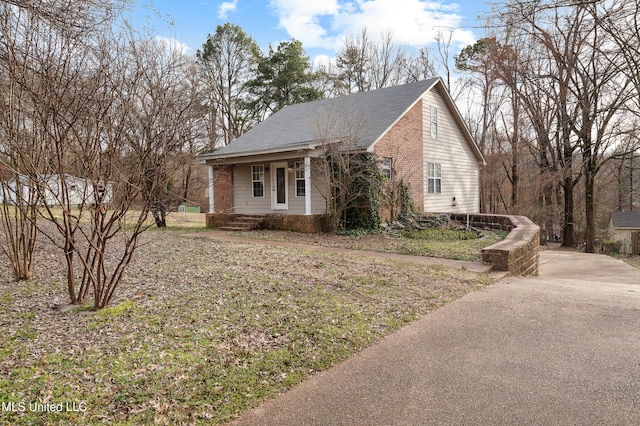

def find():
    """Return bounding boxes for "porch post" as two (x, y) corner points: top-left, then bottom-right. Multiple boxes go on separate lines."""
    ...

(207, 164), (215, 213)
(304, 156), (311, 215)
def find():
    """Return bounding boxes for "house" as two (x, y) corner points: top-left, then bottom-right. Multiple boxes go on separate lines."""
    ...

(609, 211), (640, 255)
(40, 174), (113, 207)
(200, 78), (485, 232)
(0, 173), (113, 207)
(0, 175), (31, 205)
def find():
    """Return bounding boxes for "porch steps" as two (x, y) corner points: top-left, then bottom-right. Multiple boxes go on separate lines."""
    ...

(219, 215), (265, 232)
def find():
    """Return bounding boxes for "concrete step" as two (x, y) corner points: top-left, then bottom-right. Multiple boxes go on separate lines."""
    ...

(235, 216), (264, 223)
(219, 225), (251, 231)
(220, 215), (265, 232)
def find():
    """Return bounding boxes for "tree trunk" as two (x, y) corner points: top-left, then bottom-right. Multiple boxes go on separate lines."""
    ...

(540, 180), (556, 244)
(511, 154), (519, 209)
(153, 203), (167, 227)
(64, 248), (78, 304)
(562, 176), (576, 248)
(584, 170), (596, 253)
(182, 162), (192, 202)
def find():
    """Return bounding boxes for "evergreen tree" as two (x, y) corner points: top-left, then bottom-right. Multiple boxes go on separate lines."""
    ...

(246, 39), (323, 118)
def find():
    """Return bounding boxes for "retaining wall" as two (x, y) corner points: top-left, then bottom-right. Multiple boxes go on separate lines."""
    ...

(449, 213), (540, 277)
(206, 213), (327, 233)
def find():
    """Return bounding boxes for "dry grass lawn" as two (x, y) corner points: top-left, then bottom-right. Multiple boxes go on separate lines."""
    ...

(230, 228), (506, 261)
(1, 221), (494, 425)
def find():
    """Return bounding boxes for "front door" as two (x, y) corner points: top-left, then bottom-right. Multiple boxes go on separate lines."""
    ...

(271, 162), (288, 210)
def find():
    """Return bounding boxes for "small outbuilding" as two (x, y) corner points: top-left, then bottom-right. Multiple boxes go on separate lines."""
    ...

(608, 211), (640, 255)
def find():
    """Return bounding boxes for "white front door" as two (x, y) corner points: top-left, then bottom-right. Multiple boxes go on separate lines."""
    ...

(271, 162), (288, 210)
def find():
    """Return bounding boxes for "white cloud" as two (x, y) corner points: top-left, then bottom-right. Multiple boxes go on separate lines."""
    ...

(269, 0), (342, 49)
(218, 0), (239, 19)
(312, 54), (336, 69)
(153, 36), (193, 55)
(269, 0), (476, 52)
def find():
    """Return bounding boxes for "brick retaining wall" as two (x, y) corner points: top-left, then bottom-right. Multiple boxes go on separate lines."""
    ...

(206, 213), (327, 233)
(208, 211), (539, 276)
(449, 213), (540, 277)
(262, 214), (327, 233)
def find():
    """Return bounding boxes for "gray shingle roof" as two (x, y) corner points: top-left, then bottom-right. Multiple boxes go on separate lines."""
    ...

(209, 78), (439, 158)
(611, 211), (640, 228)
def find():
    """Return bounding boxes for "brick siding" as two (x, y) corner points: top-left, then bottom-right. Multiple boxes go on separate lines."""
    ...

(214, 165), (233, 213)
(206, 213), (327, 233)
(373, 99), (424, 213)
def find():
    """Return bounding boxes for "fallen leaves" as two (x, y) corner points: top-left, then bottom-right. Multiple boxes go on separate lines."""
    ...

(0, 229), (493, 425)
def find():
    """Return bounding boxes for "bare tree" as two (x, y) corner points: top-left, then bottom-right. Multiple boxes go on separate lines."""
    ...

(404, 47), (438, 83)
(125, 38), (203, 227)
(197, 23), (260, 147)
(595, 0), (640, 210)
(312, 104), (384, 232)
(177, 62), (209, 206)
(435, 31), (454, 92)
(476, 0), (640, 251)
(335, 28), (409, 94)
(0, 0), (200, 309)
(0, 2), (54, 280)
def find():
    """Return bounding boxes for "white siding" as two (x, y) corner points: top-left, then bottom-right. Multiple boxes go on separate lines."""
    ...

(233, 160), (327, 215)
(422, 86), (481, 213)
(0, 179), (30, 205)
(611, 228), (639, 255)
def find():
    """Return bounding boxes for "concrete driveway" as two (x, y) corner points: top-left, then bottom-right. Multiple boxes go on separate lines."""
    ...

(230, 250), (640, 425)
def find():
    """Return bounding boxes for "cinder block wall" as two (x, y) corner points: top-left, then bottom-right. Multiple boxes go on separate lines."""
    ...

(449, 213), (540, 276)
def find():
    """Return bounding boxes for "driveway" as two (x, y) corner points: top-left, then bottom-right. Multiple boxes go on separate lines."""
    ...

(230, 250), (640, 425)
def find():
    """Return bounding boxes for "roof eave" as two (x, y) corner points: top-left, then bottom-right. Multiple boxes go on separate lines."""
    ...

(199, 142), (325, 163)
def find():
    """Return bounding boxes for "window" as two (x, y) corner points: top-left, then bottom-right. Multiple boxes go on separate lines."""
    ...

(430, 106), (438, 139)
(252, 164), (264, 198)
(427, 162), (441, 194)
(295, 161), (305, 197)
(380, 157), (392, 180)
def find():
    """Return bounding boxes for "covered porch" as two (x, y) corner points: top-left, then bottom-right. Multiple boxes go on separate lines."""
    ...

(204, 148), (328, 221)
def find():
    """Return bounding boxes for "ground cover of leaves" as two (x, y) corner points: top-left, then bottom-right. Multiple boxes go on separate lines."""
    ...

(0, 230), (493, 425)
(622, 256), (640, 270)
(231, 228), (506, 261)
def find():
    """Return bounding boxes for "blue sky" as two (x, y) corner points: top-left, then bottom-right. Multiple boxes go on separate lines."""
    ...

(126, 0), (494, 61)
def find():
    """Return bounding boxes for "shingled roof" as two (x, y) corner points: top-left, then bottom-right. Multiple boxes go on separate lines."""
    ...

(205, 78), (440, 159)
(611, 211), (640, 229)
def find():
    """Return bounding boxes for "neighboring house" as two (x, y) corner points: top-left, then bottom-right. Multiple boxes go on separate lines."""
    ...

(609, 211), (640, 255)
(0, 175), (31, 205)
(0, 173), (113, 207)
(41, 174), (113, 207)
(200, 78), (485, 232)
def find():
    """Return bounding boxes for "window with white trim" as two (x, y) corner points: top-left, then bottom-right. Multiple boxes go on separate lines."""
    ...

(252, 164), (264, 198)
(430, 106), (438, 139)
(380, 157), (392, 180)
(295, 161), (305, 197)
(427, 162), (441, 194)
